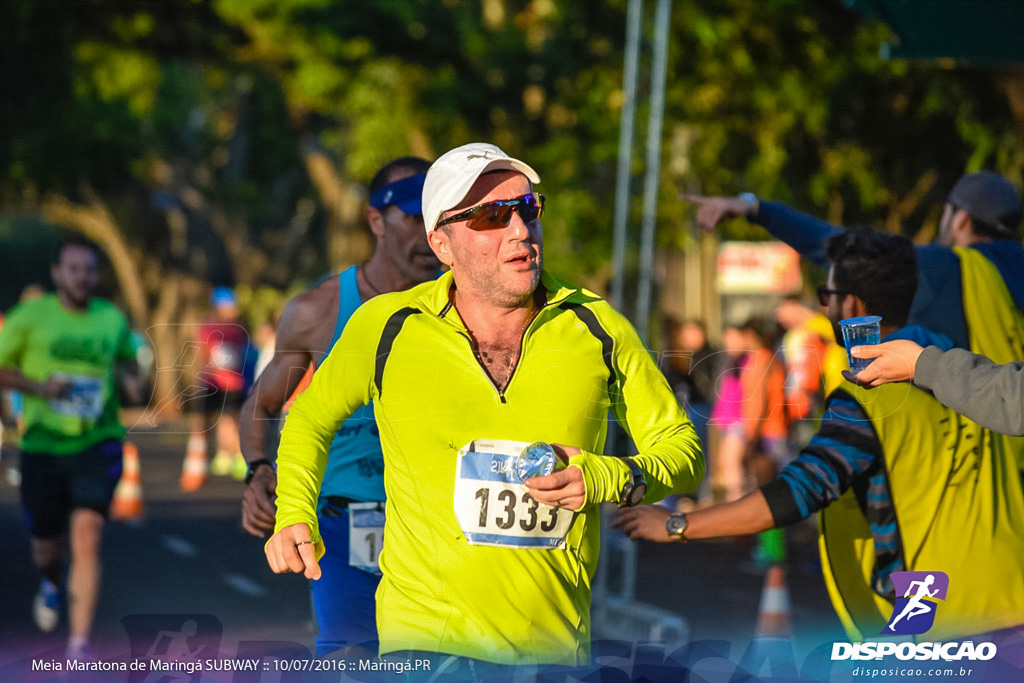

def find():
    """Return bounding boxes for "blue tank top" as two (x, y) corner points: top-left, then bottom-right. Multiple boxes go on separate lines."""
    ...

(315, 266), (385, 504)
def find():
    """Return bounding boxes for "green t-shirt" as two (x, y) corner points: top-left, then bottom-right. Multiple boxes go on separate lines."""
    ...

(0, 294), (136, 455)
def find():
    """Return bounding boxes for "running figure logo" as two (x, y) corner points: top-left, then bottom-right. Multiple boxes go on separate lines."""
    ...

(882, 571), (949, 635)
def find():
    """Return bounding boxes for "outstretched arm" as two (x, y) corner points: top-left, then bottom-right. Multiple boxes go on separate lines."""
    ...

(618, 390), (882, 543)
(679, 194), (757, 232)
(843, 340), (924, 387)
(615, 490), (775, 543)
(239, 291), (329, 537)
(915, 347), (1024, 436)
(679, 194), (842, 269)
(847, 343), (1024, 436)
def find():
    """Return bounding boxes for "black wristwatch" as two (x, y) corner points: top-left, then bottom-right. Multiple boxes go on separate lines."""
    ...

(618, 458), (647, 508)
(665, 512), (689, 542)
(243, 458), (274, 485)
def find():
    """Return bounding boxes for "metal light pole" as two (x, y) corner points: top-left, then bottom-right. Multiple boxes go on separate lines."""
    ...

(609, 0), (643, 311)
(635, 0), (672, 342)
(596, 0), (686, 650)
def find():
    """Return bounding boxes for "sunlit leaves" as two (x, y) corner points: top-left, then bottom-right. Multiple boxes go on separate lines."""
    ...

(5, 0), (1024, 292)
(74, 43), (160, 115)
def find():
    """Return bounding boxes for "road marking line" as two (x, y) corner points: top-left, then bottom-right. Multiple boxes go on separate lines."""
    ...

(162, 535), (198, 557)
(222, 573), (266, 597)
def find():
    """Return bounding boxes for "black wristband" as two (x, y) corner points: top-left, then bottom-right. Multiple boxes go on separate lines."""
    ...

(760, 478), (801, 527)
(243, 458), (274, 485)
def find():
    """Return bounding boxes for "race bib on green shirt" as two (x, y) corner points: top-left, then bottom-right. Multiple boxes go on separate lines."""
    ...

(454, 439), (573, 549)
(49, 372), (105, 419)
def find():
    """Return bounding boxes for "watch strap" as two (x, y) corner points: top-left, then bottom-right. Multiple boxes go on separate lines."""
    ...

(244, 458), (274, 485)
(618, 457), (647, 508)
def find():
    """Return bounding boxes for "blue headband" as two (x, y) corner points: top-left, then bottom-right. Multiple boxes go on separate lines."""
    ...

(210, 286), (236, 307)
(369, 174), (426, 215)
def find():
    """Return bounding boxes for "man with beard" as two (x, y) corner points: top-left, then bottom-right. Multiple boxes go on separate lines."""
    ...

(263, 142), (703, 672)
(0, 236), (139, 660)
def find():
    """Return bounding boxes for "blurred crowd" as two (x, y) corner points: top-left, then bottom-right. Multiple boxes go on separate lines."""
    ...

(659, 298), (845, 565)
(662, 300), (844, 509)
(3, 150), (1023, 670)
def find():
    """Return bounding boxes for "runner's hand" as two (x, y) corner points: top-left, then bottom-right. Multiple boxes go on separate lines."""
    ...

(265, 523), (322, 580)
(38, 376), (73, 400)
(524, 444), (584, 511)
(242, 466), (278, 537)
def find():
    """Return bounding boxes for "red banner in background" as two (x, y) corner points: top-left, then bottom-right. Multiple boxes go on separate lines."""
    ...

(717, 242), (802, 294)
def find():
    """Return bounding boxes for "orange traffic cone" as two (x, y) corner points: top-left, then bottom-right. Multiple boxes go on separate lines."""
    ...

(754, 564), (792, 638)
(111, 442), (144, 521)
(739, 564), (797, 679)
(179, 435), (207, 492)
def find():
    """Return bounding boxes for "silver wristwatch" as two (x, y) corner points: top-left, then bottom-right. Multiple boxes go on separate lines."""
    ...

(665, 512), (689, 542)
(738, 192), (758, 216)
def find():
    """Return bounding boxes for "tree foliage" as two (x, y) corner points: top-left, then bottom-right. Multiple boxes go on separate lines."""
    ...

(3, 0), (1023, 306)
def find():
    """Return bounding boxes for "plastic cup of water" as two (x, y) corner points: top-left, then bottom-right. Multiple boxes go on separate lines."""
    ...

(839, 316), (882, 372)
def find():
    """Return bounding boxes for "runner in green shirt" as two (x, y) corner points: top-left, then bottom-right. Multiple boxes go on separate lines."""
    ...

(0, 236), (139, 661)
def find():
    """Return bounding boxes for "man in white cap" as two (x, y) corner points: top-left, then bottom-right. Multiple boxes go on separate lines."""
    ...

(263, 142), (703, 671)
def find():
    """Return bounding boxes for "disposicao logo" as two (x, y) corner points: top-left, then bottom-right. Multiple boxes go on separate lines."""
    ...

(882, 570), (949, 636)
(830, 569), (998, 663)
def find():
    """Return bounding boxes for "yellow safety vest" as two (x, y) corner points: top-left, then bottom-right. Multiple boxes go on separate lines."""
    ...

(818, 379), (1024, 641)
(956, 246), (1024, 473)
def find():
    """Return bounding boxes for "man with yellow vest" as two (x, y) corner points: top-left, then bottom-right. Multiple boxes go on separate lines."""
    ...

(685, 172), (1024, 476)
(683, 171), (1024, 364)
(618, 229), (1024, 643)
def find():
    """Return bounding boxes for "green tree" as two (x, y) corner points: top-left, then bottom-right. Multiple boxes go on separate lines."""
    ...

(4, 0), (1024, 407)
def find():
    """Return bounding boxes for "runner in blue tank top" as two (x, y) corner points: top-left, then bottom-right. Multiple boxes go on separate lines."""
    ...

(238, 156), (439, 656)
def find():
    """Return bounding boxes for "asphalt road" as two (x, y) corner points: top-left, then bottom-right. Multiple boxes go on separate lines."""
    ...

(0, 418), (313, 681)
(0, 415), (846, 682)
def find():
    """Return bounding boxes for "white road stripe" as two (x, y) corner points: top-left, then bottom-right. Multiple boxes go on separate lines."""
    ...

(162, 535), (198, 557)
(222, 573), (267, 597)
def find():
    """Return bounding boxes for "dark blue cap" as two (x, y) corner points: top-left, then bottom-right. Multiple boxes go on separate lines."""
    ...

(369, 174), (425, 215)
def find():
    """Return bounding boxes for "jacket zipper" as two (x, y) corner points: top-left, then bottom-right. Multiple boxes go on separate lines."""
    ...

(441, 289), (567, 404)
(453, 307), (548, 404)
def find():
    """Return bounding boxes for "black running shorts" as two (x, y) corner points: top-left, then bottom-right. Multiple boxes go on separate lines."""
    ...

(19, 440), (124, 537)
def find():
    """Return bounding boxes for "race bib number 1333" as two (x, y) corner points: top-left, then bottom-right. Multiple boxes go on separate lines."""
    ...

(453, 439), (573, 549)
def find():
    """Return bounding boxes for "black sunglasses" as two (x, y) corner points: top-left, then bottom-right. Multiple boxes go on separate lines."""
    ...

(816, 285), (848, 306)
(437, 193), (545, 231)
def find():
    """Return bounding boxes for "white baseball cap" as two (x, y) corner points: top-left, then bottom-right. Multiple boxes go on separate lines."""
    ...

(422, 142), (542, 234)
